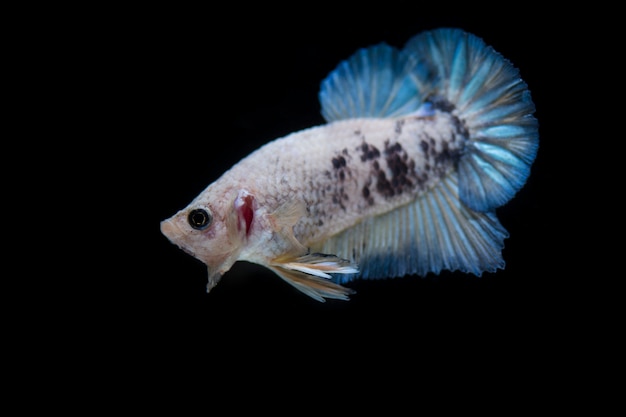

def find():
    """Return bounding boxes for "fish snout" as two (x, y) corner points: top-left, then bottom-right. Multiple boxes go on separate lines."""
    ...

(160, 219), (182, 242)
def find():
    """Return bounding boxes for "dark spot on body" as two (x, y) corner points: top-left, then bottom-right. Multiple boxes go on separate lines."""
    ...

(332, 156), (346, 169)
(329, 153), (352, 209)
(376, 170), (395, 197)
(385, 142), (403, 155)
(452, 115), (468, 138)
(395, 120), (404, 134)
(366, 140), (420, 200)
(331, 152), (351, 183)
(388, 154), (407, 176)
(359, 142), (380, 162)
(433, 141), (463, 177)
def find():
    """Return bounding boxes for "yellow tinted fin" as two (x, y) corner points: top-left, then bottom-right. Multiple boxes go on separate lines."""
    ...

(269, 253), (358, 301)
(273, 253), (358, 278)
(269, 266), (356, 302)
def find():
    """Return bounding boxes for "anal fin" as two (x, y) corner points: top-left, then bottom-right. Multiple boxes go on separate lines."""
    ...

(316, 174), (509, 283)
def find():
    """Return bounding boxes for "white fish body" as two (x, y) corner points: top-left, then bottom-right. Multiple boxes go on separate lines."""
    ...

(161, 28), (539, 302)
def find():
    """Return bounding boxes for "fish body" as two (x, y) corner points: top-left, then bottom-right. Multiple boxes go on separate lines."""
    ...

(161, 28), (539, 302)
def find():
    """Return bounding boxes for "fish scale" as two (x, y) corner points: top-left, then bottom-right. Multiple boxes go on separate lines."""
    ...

(222, 112), (467, 247)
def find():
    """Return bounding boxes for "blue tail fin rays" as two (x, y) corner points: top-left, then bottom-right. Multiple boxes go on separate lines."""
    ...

(403, 28), (539, 212)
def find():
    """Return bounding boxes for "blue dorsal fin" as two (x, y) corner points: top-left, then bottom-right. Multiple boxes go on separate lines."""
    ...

(318, 43), (431, 121)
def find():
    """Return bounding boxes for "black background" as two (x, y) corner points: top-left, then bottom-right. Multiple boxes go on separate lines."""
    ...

(39, 5), (573, 407)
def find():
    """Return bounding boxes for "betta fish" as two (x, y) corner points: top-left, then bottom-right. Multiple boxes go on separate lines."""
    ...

(160, 28), (539, 302)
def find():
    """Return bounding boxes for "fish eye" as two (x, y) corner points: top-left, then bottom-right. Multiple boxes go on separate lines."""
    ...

(188, 208), (212, 230)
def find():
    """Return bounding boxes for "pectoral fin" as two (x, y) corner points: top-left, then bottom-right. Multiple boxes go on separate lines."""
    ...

(266, 199), (309, 254)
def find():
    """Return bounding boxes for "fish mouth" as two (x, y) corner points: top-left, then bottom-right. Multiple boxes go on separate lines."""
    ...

(160, 219), (180, 242)
(160, 219), (194, 256)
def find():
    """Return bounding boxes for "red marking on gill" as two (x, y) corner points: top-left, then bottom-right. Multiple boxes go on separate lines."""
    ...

(240, 195), (254, 236)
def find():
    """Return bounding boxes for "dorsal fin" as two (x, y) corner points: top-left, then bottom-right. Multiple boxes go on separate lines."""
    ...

(318, 43), (432, 121)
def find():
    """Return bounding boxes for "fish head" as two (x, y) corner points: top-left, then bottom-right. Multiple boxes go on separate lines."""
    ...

(160, 186), (256, 293)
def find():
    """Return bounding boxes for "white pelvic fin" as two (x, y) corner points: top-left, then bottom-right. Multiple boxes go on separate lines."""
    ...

(315, 175), (509, 284)
(273, 253), (359, 278)
(269, 264), (356, 302)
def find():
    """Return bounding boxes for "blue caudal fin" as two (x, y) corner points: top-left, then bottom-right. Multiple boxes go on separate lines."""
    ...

(319, 43), (433, 121)
(403, 28), (539, 211)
